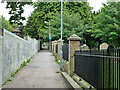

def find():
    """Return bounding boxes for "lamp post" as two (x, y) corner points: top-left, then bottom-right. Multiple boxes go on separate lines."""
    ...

(60, 0), (63, 71)
(44, 21), (51, 52)
(49, 22), (51, 52)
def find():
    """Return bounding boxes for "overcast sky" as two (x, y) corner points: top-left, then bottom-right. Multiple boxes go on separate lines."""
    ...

(0, 0), (107, 25)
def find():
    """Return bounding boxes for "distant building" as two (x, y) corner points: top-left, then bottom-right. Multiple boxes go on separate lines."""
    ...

(12, 25), (24, 38)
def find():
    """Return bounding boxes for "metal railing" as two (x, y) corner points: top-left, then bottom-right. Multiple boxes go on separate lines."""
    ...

(74, 48), (120, 89)
(62, 44), (69, 61)
(53, 45), (54, 52)
(56, 44), (58, 54)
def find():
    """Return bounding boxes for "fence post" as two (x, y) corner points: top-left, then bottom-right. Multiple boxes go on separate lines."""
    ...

(57, 39), (64, 60)
(67, 34), (81, 76)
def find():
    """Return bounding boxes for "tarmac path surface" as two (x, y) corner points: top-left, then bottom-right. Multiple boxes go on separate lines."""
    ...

(2, 50), (68, 88)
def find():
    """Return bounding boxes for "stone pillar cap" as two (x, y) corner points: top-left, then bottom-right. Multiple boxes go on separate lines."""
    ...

(52, 41), (55, 43)
(54, 40), (58, 43)
(67, 34), (81, 41)
(58, 38), (64, 42)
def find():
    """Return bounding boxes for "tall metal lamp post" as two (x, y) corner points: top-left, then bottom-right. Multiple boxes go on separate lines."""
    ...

(60, 0), (63, 71)
(44, 21), (51, 52)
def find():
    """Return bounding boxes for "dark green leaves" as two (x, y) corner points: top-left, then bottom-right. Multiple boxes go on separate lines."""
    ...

(6, 2), (32, 25)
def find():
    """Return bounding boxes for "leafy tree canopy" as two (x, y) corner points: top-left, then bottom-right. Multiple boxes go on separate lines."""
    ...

(24, 2), (92, 42)
(0, 16), (12, 32)
(2, 0), (32, 25)
(24, 1), (120, 48)
(87, 2), (120, 47)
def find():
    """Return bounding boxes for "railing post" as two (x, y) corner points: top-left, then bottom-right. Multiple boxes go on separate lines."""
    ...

(67, 34), (81, 76)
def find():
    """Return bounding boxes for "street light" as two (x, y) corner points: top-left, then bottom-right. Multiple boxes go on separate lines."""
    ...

(44, 21), (51, 52)
(60, 0), (63, 71)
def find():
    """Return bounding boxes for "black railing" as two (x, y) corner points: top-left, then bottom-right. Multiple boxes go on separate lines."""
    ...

(74, 48), (120, 89)
(53, 45), (54, 52)
(62, 44), (69, 61)
(56, 44), (58, 54)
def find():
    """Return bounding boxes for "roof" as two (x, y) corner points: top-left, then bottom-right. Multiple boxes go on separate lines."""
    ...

(12, 27), (21, 33)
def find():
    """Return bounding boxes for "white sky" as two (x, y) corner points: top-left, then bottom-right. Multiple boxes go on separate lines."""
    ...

(88, 0), (107, 11)
(0, 0), (107, 25)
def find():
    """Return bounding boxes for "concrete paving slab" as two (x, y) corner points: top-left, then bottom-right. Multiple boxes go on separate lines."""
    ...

(2, 50), (68, 88)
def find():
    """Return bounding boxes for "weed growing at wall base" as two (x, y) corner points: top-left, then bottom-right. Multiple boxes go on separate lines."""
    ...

(52, 53), (60, 64)
(23, 61), (27, 66)
(55, 58), (60, 64)
(27, 59), (31, 63)
(56, 71), (61, 73)
(2, 58), (32, 86)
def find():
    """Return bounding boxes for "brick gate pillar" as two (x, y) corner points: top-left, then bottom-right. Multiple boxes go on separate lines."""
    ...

(57, 39), (64, 60)
(53, 40), (58, 57)
(67, 34), (81, 76)
(51, 41), (54, 53)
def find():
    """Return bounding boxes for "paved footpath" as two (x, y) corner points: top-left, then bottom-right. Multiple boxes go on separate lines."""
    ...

(3, 50), (68, 88)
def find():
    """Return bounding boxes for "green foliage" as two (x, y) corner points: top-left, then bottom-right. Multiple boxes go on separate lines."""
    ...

(50, 9), (82, 41)
(24, 1), (120, 48)
(87, 2), (120, 47)
(56, 71), (60, 73)
(11, 73), (15, 77)
(50, 8), (98, 47)
(24, 2), (92, 42)
(55, 58), (60, 64)
(11, 68), (20, 77)
(23, 13), (40, 39)
(5, 1), (32, 25)
(27, 59), (30, 63)
(2, 81), (7, 86)
(7, 78), (12, 81)
(20, 64), (23, 68)
(0, 16), (12, 32)
(11, 23), (19, 29)
(2, 58), (31, 86)
(15, 68), (20, 74)
(23, 61), (27, 66)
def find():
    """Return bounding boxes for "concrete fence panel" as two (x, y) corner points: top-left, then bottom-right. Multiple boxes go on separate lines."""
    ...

(0, 36), (3, 86)
(0, 29), (40, 86)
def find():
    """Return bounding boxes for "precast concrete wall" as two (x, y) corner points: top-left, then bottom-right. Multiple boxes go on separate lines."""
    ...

(0, 29), (40, 86)
(0, 35), (3, 86)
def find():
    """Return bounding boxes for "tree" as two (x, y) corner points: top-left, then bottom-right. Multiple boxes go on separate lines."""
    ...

(4, 0), (32, 25)
(11, 23), (19, 29)
(50, 9), (83, 42)
(24, 1), (93, 43)
(0, 16), (12, 32)
(87, 2), (120, 47)
(49, 8), (99, 48)
(23, 13), (40, 39)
